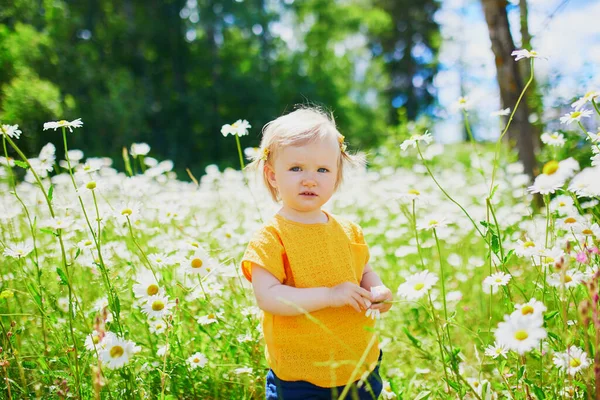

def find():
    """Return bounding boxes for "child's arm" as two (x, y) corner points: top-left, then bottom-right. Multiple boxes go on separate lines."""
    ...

(360, 263), (384, 290)
(251, 264), (372, 316)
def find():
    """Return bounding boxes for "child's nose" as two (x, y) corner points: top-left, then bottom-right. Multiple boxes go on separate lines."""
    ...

(302, 179), (316, 187)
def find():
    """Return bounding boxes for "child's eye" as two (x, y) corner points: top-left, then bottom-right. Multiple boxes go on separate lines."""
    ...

(318, 168), (329, 173)
(290, 166), (301, 172)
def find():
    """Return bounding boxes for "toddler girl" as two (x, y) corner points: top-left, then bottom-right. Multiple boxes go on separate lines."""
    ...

(241, 107), (393, 399)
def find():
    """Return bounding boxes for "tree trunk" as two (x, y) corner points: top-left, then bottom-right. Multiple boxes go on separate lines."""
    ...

(480, 0), (536, 179)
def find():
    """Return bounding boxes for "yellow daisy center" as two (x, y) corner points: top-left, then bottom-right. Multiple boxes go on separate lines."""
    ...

(570, 358), (581, 368)
(564, 217), (576, 224)
(582, 229), (593, 235)
(429, 220), (438, 226)
(571, 111), (581, 118)
(208, 313), (216, 319)
(408, 189), (420, 195)
(585, 91), (595, 98)
(530, 50), (538, 56)
(514, 330), (529, 341)
(521, 305), (534, 315)
(110, 345), (124, 358)
(147, 284), (159, 296)
(121, 208), (133, 216)
(92, 335), (100, 344)
(495, 278), (503, 283)
(84, 240), (92, 246)
(542, 160), (559, 175)
(58, 120), (68, 125)
(152, 300), (165, 311)
(193, 357), (200, 363)
(414, 283), (425, 291)
(86, 181), (96, 190)
(559, 202), (565, 206)
(191, 242), (199, 248)
(524, 241), (535, 248)
(564, 275), (572, 283)
(191, 258), (203, 269)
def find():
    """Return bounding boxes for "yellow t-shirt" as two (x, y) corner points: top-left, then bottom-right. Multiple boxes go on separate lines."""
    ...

(241, 210), (380, 388)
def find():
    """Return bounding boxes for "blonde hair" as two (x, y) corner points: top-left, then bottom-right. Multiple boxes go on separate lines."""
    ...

(246, 106), (366, 202)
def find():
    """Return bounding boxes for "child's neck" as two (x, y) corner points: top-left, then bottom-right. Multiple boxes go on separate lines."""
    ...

(278, 206), (328, 224)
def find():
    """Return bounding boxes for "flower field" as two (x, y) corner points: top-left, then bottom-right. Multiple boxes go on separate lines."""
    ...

(1, 65), (600, 399)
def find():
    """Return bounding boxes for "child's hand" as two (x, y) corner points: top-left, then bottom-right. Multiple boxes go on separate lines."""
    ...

(368, 285), (393, 314)
(328, 282), (373, 313)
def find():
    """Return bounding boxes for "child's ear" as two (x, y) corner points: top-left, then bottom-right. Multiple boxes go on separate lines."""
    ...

(264, 164), (277, 188)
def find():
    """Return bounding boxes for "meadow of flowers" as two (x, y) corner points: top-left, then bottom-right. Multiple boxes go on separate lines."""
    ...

(0, 52), (600, 399)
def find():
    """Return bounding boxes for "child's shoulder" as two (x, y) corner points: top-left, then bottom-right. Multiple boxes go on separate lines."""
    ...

(327, 212), (364, 242)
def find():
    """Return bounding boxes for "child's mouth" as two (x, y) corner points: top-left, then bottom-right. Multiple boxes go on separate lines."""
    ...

(300, 192), (317, 196)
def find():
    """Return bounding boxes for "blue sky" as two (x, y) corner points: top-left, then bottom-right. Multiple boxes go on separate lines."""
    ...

(434, 0), (600, 142)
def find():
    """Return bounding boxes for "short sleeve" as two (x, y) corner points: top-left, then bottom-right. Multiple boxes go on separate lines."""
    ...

(350, 221), (370, 264)
(240, 227), (286, 283)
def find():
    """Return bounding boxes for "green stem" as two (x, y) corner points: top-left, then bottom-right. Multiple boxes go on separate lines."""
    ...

(490, 58), (535, 195)
(416, 143), (487, 241)
(412, 200), (426, 269)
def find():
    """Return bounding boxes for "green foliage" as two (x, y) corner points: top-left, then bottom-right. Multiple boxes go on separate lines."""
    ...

(0, 0), (440, 176)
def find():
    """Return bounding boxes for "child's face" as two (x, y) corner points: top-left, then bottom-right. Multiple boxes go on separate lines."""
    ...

(266, 136), (340, 214)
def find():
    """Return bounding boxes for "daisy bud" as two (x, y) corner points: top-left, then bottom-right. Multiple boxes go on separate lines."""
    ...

(86, 181), (97, 190)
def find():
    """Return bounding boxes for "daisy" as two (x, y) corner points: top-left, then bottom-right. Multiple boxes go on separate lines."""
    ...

(483, 272), (511, 287)
(538, 246), (565, 267)
(43, 216), (74, 230)
(148, 319), (169, 334)
(549, 195), (575, 215)
(569, 166), (600, 197)
(180, 247), (219, 277)
(3, 242), (34, 259)
(397, 270), (438, 300)
(495, 314), (547, 355)
(132, 271), (163, 299)
(187, 352), (208, 369)
(380, 380), (397, 399)
(512, 298), (546, 320)
(236, 333), (253, 343)
(365, 308), (380, 320)
(77, 238), (96, 251)
(417, 217), (448, 230)
(130, 143), (151, 157)
(98, 335), (140, 369)
(147, 253), (173, 268)
(484, 342), (508, 359)
(553, 346), (590, 376)
(114, 201), (142, 224)
(541, 132), (565, 147)
(490, 108), (510, 117)
(43, 118), (84, 132)
(556, 215), (583, 232)
(196, 311), (223, 326)
(515, 238), (540, 257)
(221, 119), (251, 137)
(456, 96), (469, 110)
(141, 294), (174, 319)
(400, 131), (433, 151)
(560, 110), (593, 125)
(0, 124), (22, 139)
(156, 344), (169, 357)
(511, 49), (543, 61)
(547, 269), (584, 288)
(571, 91), (599, 111)
(84, 330), (103, 351)
(233, 367), (253, 375)
(527, 174), (563, 195)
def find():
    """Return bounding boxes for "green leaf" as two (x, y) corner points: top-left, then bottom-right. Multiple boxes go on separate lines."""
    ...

(490, 184), (499, 199)
(403, 327), (422, 349)
(26, 283), (42, 308)
(56, 268), (68, 285)
(74, 248), (81, 260)
(114, 294), (121, 316)
(517, 365), (525, 380)
(544, 311), (559, 321)
(502, 249), (515, 265)
(414, 391), (431, 400)
(445, 378), (461, 392)
(531, 384), (545, 399)
(48, 184), (54, 202)
(22, 360), (37, 369)
(490, 234), (500, 255)
(40, 228), (58, 237)
(14, 160), (29, 169)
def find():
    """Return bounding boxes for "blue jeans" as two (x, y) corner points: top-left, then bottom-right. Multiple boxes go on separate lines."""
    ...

(265, 350), (383, 400)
